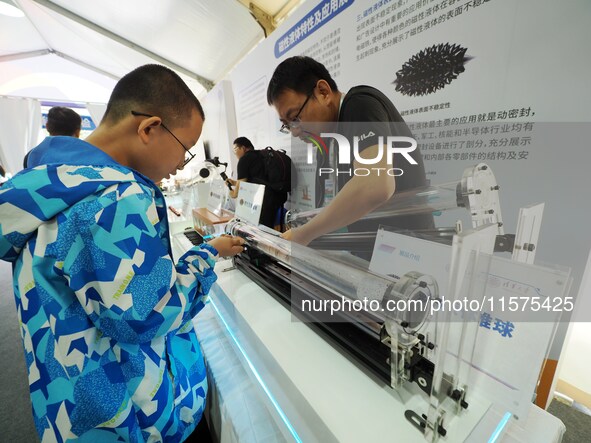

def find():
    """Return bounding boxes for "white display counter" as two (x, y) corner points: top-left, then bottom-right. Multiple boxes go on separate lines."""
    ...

(187, 256), (565, 443)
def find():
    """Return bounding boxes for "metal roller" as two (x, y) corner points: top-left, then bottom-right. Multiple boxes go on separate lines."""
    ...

(227, 220), (435, 333)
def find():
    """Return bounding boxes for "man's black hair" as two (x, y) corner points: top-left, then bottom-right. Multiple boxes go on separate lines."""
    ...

(102, 64), (204, 128)
(266, 56), (339, 105)
(46, 107), (82, 136)
(233, 136), (255, 150)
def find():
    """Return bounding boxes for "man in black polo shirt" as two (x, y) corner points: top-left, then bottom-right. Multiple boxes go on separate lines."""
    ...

(266, 56), (433, 246)
(227, 136), (287, 229)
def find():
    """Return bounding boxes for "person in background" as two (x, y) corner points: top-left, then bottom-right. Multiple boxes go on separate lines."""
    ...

(266, 56), (434, 247)
(0, 64), (244, 442)
(46, 106), (82, 138)
(226, 136), (287, 230)
(23, 106), (82, 168)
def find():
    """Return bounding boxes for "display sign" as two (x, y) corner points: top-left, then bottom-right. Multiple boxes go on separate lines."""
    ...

(370, 227), (450, 288)
(194, 182), (211, 209)
(234, 181), (265, 226)
(370, 228), (570, 419)
(207, 179), (227, 215)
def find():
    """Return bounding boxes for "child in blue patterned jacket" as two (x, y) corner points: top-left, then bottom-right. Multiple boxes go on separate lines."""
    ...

(0, 64), (244, 442)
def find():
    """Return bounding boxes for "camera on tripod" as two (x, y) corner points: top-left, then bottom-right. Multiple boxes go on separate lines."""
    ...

(204, 157), (232, 190)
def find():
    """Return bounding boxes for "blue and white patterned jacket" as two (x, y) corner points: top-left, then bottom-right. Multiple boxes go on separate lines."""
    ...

(0, 137), (218, 442)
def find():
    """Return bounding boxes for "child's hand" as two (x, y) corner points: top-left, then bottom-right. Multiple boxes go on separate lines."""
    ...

(208, 235), (245, 257)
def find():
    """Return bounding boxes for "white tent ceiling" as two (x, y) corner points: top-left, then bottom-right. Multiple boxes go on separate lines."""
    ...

(0, 0), (302, 103)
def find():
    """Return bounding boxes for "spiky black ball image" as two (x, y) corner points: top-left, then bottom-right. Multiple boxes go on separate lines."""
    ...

(393, 43), (471, 96)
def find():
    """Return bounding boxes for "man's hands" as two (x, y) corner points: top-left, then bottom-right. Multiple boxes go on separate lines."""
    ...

(282, 144), (395, 246)
(225, 178), (240, 198)
(208, 234), (245, 257)
(280, 227), (314, 246)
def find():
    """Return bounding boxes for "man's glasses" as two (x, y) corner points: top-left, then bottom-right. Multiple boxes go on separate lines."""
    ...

(279, 92), (313, 134)
(131, 111), (195, 167)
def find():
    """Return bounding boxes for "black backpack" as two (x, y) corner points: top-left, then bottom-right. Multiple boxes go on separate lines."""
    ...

(257, 147), (297, 194)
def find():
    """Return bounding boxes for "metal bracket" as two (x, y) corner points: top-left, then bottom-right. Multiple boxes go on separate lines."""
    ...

(404, 409), (447, 439)
(249, 2), (276, 37)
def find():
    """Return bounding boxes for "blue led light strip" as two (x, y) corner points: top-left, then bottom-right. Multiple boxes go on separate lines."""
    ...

(488, 412), (512, 443)
(209, 297), (303, 443)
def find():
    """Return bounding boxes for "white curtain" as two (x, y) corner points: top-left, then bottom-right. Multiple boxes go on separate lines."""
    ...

(0, 97), (41, 176)
(86, 103), (107, 127)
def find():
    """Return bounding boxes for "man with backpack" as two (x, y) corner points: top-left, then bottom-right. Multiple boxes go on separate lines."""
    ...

(227, 136), (290, 230)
